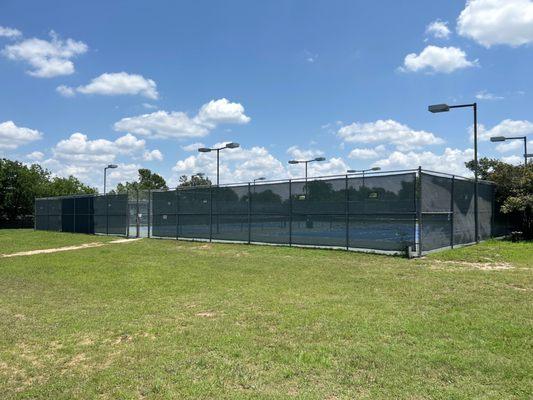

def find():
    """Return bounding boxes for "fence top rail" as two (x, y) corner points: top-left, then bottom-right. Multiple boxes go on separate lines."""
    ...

(149, 168), (419, 193)
(36, 192), (128, 201)
(420, 169), (495, 184)
(36, 193), (95, 201)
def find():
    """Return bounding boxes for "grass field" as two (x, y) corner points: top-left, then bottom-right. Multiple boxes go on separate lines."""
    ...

(0, 229), (114, 254)
(0, 230), (531, 399)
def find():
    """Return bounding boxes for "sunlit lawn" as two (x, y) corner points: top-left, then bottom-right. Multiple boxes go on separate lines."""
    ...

(0, 230), (531, 399)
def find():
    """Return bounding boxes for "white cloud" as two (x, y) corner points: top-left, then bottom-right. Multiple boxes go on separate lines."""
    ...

(114, 111), (209, 139)
(476, 119), (533, 141)
(56, 84), (75, 97)
(43, 132), (158, 191)
(475, 90), (504, 101)
(0, 26), (22, 38)
(457, 0), (533, 47)
(495, 139), (533, 153)
(348, 145), (386, 160)
(114, 98), (250, 140)
(26, 151), (44, 161)
(181, 142), (205, 152)
(58, 72), (158, 99)
(290, 157), (349, 178)
(501, 155), (524, 165)
(142, 103), (157, 109)
(172, 143), (286, 184)
(0, 120), (42, 149)
(401, 45), (477, 73)
(196, 98), (251, 126)
(374, 148), (475, 177)
(338, 119), (444, 151)
(53, 132), (146, 163)
(143, 149), (163, 161)
(286, 146), (324, 160)
(2, 30), (87, 78)
(426, 20), (451, 39)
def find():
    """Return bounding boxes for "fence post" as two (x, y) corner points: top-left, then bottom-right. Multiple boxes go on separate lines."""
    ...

(125, 194), (130, 237)
(209, 185), (213, 242)
(417, 166), (422, 257)
(73, 197), (76, 233)
(345, 174), (349, 250)
(136, 189), (140, 238)
(147, 189), (151, 238)
(289, 179), (292, 247)
(176, 189), (180, 240)
(450, 175), (455, 248)
(248, 183), (252, 244)
(106, 194), (109, 236)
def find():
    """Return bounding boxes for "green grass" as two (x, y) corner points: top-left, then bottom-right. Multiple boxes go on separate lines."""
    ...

(0, 231), (531, 399)
(0, 229), (113, 254)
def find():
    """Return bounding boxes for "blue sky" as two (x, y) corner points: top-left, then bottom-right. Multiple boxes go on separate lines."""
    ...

(1, 0), (532, 190)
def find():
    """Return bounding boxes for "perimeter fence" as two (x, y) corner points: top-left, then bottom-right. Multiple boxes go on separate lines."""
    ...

(34, 168), (509, 255)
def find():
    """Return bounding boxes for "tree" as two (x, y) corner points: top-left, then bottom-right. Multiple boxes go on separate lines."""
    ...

(0, 158), (96, 220)
(178, 174), (212, 187)
(114, 169), (168, 194)
(466, 157), (533, 239)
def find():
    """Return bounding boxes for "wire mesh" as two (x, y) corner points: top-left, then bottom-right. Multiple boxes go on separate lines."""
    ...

(34, 169), (505, 255)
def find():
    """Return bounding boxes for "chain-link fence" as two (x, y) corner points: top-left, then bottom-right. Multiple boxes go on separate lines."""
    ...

(34, 168), (507, 255)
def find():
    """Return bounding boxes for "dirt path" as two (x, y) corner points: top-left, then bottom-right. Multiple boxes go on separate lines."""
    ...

(1, 238), (143, 258)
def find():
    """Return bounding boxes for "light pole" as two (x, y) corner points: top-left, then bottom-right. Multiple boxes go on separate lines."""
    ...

(288, 157), (326, 182)
(490, 136), (528, 166)
(252, 177), (265, 194)
(288, 157), (326, 197)
(103, 164), (118, 195)
(429, 102), (479, 243)
(347, 167), (381, 186)
(198, 142), (240, 186)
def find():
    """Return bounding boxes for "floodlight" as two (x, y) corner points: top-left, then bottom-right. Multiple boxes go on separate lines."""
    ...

(490, 136), (506, 142)
(314, 157), (326, 162)
(288, 160), (299, 164)
(225, 142), (240, 149)
(428, 104), (450, 113)
(198, 147), (212, 153)
(107, 164), (118, 169)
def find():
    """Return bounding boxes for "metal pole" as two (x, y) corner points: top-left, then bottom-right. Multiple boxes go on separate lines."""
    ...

(524, 136), (527, 167)
(305, 161), (308, 198)
(289, 179), (292, 246)
(103, 167), (107, 195)
(73, 197), (76, 233)
(176, 189), (180, 240)
(216, 149), (220, 187)
(473, 102), (479, 243)
(147, 189), (151, 238)
(248, 182), (251, 244)
(136, 189), (140, 238)
(106, 195), (109, 235)
(345, 174), (349, 250)
(450, 175), (455, 249)
(417, 166), (422, 256)
(209, 184), (213, 242)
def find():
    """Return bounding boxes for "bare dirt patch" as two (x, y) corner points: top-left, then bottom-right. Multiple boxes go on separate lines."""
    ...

(1, 242), (105, 258)
(429, 260), (514, 271)
(112, 334), (133, 345)
(196, 311), (216, 318)
(1, 238), (142, 258)
(109, 238), (143, 244)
